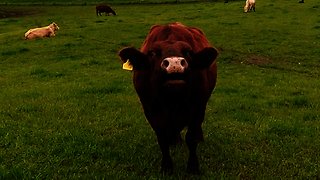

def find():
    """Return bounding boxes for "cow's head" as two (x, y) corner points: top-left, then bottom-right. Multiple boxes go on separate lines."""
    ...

(119, 41), (218, 88)
(49, 22), (59, 32)
(243, 1), (250, 13)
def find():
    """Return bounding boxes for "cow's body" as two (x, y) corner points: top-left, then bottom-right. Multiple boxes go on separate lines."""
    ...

(118, 22), (218, 173)
(244, 0), (256, 13)
(25, 22), (59, 40)
(96, 4), (116, 16)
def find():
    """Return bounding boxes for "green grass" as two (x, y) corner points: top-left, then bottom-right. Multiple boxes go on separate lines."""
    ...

(1, 1), (320, 179)
(0, 0), (224, 6)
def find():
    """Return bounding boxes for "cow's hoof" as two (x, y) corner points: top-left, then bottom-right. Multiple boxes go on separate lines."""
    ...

(161, 159), (173, 174)
(187, 159), (200, 174)
(186, 165), (200, 175)
(160, 166), (173, 175)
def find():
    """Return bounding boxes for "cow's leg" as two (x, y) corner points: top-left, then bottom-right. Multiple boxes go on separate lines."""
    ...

(186, 128), (201, 174)
(186, 108), (205, 174)
(156, 130), (173, 173)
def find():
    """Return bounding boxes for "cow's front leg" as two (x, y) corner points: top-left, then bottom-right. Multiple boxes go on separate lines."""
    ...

(186, 128), (201, 174)
(156, 130), (173, 174)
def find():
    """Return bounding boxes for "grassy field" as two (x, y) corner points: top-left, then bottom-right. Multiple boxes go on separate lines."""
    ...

(1, 0), (320, 179)
(0, 0), (227, 6)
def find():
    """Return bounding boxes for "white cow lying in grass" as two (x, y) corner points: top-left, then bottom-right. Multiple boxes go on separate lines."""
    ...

(244, 0), (256, 13)
(25, 22), (59, 40)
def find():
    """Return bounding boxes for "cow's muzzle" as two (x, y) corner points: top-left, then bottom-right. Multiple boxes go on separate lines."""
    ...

(161, 57), (188, 74)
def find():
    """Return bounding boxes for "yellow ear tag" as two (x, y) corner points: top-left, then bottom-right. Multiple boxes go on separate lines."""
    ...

(122, 59), (133, 71)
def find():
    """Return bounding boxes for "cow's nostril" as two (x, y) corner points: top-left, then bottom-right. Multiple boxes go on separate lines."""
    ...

(161, 59), (170, 68)
(180, 59), (187, 68)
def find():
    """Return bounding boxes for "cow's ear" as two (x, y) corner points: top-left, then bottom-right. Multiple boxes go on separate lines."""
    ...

(118, 47), (149, 70)
(192, 47), (218, 69)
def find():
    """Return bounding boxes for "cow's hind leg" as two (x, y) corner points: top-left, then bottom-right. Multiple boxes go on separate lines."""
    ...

(156, 130), (173, 174)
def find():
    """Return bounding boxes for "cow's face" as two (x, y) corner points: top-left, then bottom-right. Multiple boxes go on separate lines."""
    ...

(243, 1), (250, 13)
(50, 22), (59, 31)
(119, 41), (218, 88)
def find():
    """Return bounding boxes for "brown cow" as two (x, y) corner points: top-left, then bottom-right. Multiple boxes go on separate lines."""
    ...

(96, 4), (116, 16)
(118, 22), (218, 173)
(25, 22), (59, 40)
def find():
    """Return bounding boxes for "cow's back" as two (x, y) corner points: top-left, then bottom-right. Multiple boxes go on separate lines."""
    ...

(141, 23), (210, 53)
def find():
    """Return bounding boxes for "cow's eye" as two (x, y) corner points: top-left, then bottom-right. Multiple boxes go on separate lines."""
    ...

(182, 50), (192, 58)
(148, 50), (161, 58)
(148, 51), (155, 57)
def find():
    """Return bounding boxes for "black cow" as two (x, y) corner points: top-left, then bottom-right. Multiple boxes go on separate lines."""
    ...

(96, 4), (116, 16)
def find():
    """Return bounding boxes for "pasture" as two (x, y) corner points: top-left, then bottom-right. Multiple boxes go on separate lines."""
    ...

(1, 0), (320, 178)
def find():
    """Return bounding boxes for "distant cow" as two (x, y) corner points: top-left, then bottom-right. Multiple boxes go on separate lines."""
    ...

(118, 22), (218, 173)
(244, 0), (256, 13)
(25, 22), (59, 40)
(96, 4), (116, 16)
